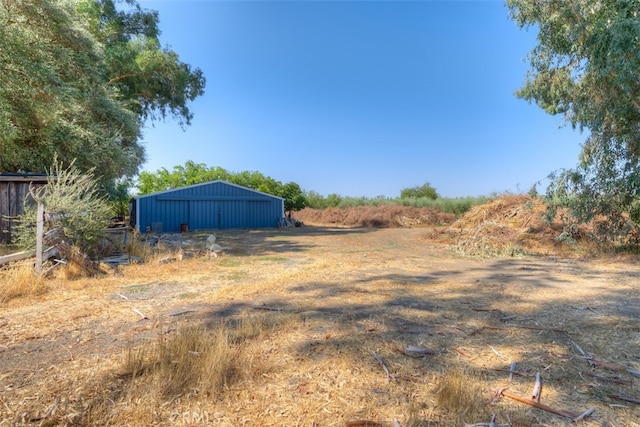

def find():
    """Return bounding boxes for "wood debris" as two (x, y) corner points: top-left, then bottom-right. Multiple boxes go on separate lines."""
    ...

(584, 372), (632, 386)
(168, 310), (194, 317)
(531, 372), (542, 403)
(372, 351), (396, 383)
(496, 388), (577, 419)
(489, 345), (508, 361)
(608, 394), (640, 405)
(508, 362), (517, 382)
(569, 341), (640, 376)
(0, 250), (36, 266)
(253, 305), (284, 312)
(133, 308), (149, 320)
(482, 324), (567, 333)
(464, 414), (511, 427)
(572, 408), (595, 422)
(100, 254), (142, 266)
(591, 358), (640, 376)
(44, 227), (104, 276)
(345, 420), (383, 427)
(571, 340), (597, 368)
(397, 345), (436, 357)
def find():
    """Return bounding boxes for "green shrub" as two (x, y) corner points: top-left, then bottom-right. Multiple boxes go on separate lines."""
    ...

(14, 159), (111, 257)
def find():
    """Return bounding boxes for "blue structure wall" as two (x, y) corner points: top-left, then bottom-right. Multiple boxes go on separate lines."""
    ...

(132, 181), (284, 232)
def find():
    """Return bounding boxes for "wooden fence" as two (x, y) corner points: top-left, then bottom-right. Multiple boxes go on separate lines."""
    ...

(0, 175), (50, 244)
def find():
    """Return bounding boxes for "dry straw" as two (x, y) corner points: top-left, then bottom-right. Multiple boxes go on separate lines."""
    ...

(0, 262), (46, 302)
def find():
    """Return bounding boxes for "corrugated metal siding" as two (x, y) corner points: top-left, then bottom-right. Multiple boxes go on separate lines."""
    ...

(134, 181), (284, 232)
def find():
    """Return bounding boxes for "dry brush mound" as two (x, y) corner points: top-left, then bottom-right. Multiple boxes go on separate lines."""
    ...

(295, 205), (456, 228)
(447, 194), (596, 257)
(297, 196), (606, 257)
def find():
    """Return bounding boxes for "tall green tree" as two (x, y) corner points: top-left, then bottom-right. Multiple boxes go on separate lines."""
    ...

(281, 182), (307, 218)
(507, 0), (640, 242)
(0, 0), (139, 181)
(400, 183), (439, 200)
(0, 0), (205, 186)
(137, 161), (230, 193)
(136, 161), (309, 218)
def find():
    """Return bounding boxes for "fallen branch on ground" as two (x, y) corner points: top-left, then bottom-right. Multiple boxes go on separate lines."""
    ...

(464, 414), (511, 427)
(569, 341), (639, 376)
(345, 420), (383, 427)
(169, 310), (194, 317)
(133, 308), (148, 320)
(509, 362), (517, 382)
(495, 387), (577, 419)
(253, 306), (284, 311)
(590, 359), (640, 376)
(608, 394), (640, 405)
(571, 340), (597, 368)
(573, 408), (595, 422)
(584, 372), (632, 386)
(453, 347), (472, 358)
(395, 345), (436, 357)
(485, 366), (530, 378)
(372, 351), (396, 383)
(482, 324), (567, 333)
(489, 345), (508, 361)
(509, 324), (567, 333)
(531, 372), (542, 403)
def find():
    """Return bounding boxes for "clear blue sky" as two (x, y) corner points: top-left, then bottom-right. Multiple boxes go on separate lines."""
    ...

(137, 0), (584, 198)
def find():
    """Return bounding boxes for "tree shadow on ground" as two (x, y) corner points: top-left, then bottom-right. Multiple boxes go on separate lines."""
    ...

(214, 226), (376, 256)
(3, 228), (637, 426)
(197, 251), (639, 425)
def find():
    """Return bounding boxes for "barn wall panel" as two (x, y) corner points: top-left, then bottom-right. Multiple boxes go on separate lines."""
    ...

(0, 179), (48, 243)
(134, 181), (284, 232)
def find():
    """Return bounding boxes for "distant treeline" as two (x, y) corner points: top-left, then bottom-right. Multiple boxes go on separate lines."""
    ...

(137, 161), (489, 217)
(304, 192), (488, 216)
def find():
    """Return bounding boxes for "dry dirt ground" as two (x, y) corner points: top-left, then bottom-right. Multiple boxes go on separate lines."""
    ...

(0, 227), (639, 426)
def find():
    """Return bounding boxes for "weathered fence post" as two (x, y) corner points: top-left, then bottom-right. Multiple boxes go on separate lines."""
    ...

(35, 202), (44, 276)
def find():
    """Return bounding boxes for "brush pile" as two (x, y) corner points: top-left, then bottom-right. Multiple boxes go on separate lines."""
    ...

(448, 194), (591, 257)
(296, 205), (456, 228)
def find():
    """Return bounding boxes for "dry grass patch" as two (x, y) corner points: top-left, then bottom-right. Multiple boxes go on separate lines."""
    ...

(78, 312), (303, 424)
(0, 263), (46, 303)
(122, 323), (243, 398)
(434, 368), (490, 423)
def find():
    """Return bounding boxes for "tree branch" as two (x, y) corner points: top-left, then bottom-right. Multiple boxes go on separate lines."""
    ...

(107, 73), (135, 85)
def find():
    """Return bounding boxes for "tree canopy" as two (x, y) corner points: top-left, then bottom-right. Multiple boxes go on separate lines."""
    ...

(400, 183), (439, 200)
(281, 182), (307, 218)
(507, 0), (640, 242)
(0, 0), (205, 187)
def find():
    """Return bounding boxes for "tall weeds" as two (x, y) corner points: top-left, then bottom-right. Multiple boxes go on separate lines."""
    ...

(0, 263), (46, 303)
(306, 195), (489, 216)
(435, 368), (490, 424)
(121, 313), (297, 401)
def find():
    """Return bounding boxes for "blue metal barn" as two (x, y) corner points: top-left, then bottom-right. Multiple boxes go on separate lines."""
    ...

(130, 181), (285, 232)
